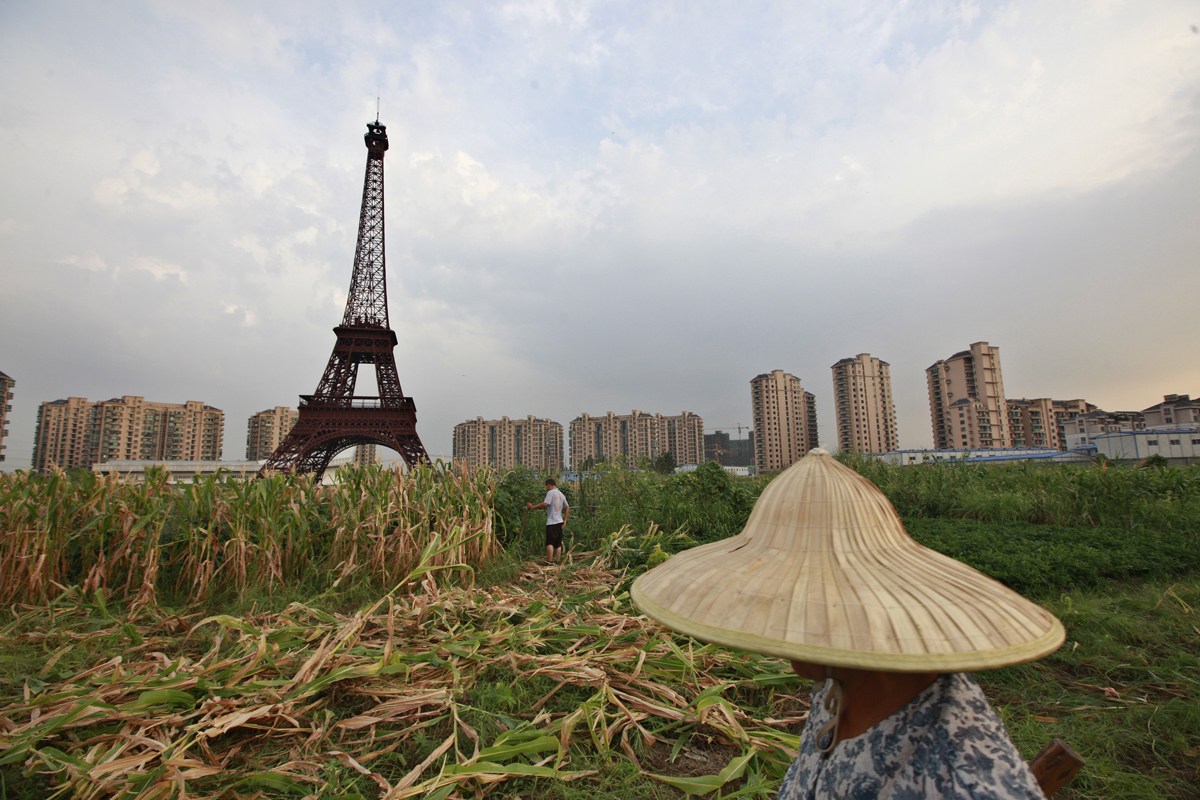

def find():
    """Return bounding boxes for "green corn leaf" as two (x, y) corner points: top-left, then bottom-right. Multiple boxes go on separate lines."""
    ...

(128, 689), (196, 710)
(36, 746), (93, 774)
(231, 771), (310, 792)
(646, 749), (756, 795)
(473, 733), (559, 762)
(193, 615), (259, 635)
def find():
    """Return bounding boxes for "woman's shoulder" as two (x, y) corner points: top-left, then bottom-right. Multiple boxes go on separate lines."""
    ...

(919, 674), (1046, 799)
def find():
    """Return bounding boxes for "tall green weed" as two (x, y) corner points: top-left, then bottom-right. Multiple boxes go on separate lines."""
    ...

(555, 462), (762, 561)
(841, 454), (1200, 532)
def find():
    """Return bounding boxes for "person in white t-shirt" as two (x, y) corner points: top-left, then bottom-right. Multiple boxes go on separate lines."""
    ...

(527, 478), (570, 563)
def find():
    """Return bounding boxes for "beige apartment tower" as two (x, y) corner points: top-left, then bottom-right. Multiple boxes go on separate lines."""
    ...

(32, 397), (94, 472)
(750, 370), (818, 473)
(1005, 398), (1057, 449)
(568, 411), (704, 470)
(32, 396), (224, 474)
(831, 354), (898, 454)
(0, 370), (13, 463)
(453, 416), (564, 471)
(1006, 398), (1095, 450)
(351, 444), (381, 467)
(246, 406), (300, 460)
(926, 342), (1009, 450)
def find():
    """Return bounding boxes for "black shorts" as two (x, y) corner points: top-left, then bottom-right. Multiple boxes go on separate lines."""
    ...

(545, 523), (564, 548)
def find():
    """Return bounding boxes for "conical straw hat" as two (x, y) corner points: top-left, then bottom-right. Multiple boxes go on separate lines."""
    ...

(631, 449), (1064, 671)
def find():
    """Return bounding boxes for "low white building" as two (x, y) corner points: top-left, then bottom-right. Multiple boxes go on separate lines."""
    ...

(93, 454), (361, 484)
(1085, 428), (1200, 464)
(877, 447), (1091, 466)
(677, 463), (753, 477)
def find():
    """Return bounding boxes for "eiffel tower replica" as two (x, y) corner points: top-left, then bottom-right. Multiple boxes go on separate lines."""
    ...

(260, 119), (429, 478)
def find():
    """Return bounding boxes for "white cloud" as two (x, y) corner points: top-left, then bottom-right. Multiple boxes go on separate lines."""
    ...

(60, 254), (109, 273)
(129, 257), (189, 285)
(223, 303), (257, 327)
(93, 177), (132, 206)
(92, 150), (219, 210)
(129, 150), (161, 177)
(1, 0), (1197, 468)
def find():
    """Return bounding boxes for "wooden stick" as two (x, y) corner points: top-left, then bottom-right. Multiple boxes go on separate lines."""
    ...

(1029, 738), (1085, 797)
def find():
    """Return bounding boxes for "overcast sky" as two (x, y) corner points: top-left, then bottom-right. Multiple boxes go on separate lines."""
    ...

(2, 1), (1198, 469)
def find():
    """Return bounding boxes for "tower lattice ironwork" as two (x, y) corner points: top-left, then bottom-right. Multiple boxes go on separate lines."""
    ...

(260, 120), (429, 477)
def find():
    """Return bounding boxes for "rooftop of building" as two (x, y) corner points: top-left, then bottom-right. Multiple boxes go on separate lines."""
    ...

(1143, 393), (1197, 411)
(830, 354), (891, 367)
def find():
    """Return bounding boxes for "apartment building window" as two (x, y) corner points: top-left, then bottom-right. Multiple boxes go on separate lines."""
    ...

(1147, 439), (1158, 446)
(1168, 439), (1180, 446)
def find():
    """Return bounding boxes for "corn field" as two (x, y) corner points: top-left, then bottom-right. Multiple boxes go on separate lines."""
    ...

(0, 465), (803, 798)
(0, 463), (499, 610)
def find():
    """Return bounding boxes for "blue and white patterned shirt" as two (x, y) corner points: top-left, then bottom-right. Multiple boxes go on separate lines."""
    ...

(777, 673), (1046, 799)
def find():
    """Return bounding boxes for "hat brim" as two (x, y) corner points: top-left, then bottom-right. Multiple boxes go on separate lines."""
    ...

(630, 451), (1065, 671)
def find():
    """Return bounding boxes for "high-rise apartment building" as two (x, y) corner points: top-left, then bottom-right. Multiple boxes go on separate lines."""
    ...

(454, 416), (564, 471)
(351, 444), (380, 467)
(831, 354), (898, 454)
(926, 342), (1009, 450)
(1006, 398), (1056, 449)
(246, 406), (300, 460)
(750, 370), (818, 473)
(32, 396), (223, 474)
(567, 411), (704, 470)
(658, 411), (705, 467)
(33, 397), (101, 472)
(1007, 398), (1096, 449)
(93, 397), (223, 464)
(0, 370), (13, 463)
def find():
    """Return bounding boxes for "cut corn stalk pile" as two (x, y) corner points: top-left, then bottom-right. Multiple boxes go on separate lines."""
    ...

(1, 557), (807, 798)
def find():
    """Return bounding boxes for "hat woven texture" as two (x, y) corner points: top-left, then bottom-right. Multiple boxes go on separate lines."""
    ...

(630, 450), (1065, 671)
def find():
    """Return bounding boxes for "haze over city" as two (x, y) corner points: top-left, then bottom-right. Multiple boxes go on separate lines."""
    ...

(2, 1), (1198, 470)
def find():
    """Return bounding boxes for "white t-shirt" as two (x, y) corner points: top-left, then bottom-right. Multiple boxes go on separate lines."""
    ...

(543, 487), (569, 525)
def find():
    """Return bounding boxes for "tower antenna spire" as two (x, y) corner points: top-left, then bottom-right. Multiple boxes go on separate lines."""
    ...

(376, 93), (380, 123)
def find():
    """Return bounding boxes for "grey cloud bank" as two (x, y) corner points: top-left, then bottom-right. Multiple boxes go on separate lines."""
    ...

(1, 1), (1197, 469)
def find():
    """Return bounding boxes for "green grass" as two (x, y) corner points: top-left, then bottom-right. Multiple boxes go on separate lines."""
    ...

(905, 519), (1200, 596)
(979, 580), (1200, 799)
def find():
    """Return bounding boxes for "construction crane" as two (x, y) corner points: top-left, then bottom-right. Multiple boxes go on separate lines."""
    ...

(712, 424), (750, 438)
